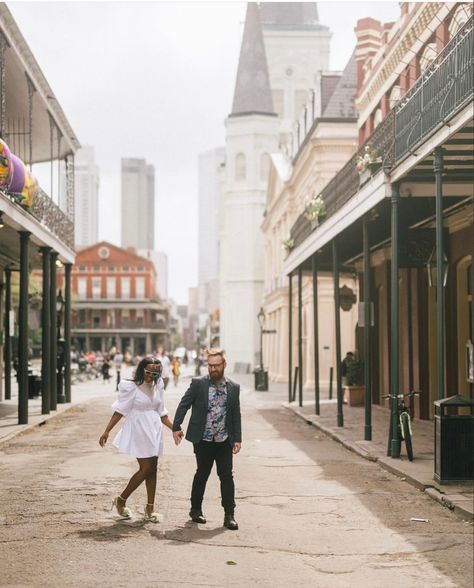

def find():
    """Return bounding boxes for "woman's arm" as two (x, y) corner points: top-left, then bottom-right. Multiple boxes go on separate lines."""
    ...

(99, 412), (123, 447)
(161, 415), (173, 430)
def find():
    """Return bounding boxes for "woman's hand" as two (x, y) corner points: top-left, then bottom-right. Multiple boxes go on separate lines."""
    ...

(99, 431), (109, 447)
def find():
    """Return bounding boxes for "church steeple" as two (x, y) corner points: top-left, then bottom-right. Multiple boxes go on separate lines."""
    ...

(230, 2), (275, 118)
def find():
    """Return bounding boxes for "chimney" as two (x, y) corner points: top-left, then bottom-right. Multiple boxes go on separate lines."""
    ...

(354, 17), (383, 94)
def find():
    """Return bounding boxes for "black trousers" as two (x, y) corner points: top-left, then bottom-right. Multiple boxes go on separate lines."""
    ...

(191, 440), (235, 515)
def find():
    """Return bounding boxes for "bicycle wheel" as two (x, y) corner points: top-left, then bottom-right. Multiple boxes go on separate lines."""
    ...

(400, 412), (413, 461)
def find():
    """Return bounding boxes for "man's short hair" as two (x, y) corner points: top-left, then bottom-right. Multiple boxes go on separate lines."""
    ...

(206, 348), (226, 361)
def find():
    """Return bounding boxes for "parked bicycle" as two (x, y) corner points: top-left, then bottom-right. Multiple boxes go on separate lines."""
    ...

(383, 390), (420, 461)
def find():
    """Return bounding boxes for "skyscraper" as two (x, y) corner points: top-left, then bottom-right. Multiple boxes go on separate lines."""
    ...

(74, 146), (99, 249)
(121, 158), (155, 250)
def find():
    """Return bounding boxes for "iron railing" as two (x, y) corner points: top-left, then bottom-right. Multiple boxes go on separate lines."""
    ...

(289, 15), (473, 250)
(29, 188), (74, 249)
(395, 15), (473, 160)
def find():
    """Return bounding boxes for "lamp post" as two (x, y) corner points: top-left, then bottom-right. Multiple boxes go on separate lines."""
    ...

(56, 290), (66, 404)
(257, 307), (265, 369)
(195, 328), (201, 376)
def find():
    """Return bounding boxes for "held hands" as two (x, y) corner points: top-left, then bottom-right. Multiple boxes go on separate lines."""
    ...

(173, 430), (184, 446)
(233, 442), (241, 454)
(99, 431), (109, 447)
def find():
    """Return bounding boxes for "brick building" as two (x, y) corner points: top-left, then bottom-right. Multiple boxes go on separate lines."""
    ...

(70, 242), (169, 355)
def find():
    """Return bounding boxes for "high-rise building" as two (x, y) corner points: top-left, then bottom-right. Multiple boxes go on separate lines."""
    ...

(198, 147), (225, 314)
(121, 158), (155, 250)
(138, 249), (168, 301)
(74, 146), (99, 249)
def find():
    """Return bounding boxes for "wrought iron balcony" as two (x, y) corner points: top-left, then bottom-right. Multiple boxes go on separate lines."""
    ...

(289, 15), (473, 250)
(395, 15), (473, 161)
(30, 189), (74, 250)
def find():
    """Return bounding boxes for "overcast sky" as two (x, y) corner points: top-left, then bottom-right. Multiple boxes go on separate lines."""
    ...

(8, 0), (400, 304)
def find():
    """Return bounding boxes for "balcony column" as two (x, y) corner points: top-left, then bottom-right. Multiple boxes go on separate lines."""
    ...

(50, 251), (58, 411)
(363, 215), (372, 441)
(312, 254), (320, 415)
(18, 232), (30, 425)
(434, 147), (446, 400)
(40, 247), (51, 414)
(4, 267), (12, 400)
(390, 183), (400, 458)
(288, 273), (293, 403)
(333, 239), (343, 427)
(64, 263), (72, 403)
(297, 266), (303, 407)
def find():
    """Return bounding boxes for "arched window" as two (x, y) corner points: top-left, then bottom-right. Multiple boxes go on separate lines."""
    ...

(373, 108), (383, 129)
(448, 5), (471, 39)
(260, 152), (270, 182)
(419, 43), (437, 73)
(235, 153), (246, 181)
(389, 85), (401, 110)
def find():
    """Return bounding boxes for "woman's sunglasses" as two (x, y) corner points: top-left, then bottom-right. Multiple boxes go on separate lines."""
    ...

(144, 366), (162, 378)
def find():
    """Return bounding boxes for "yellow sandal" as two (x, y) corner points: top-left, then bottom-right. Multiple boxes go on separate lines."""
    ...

(111, 495), (131, 519)
(144, 503), (162, 523)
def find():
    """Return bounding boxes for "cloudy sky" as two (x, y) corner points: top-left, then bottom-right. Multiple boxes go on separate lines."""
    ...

(9, 1), (400, 303)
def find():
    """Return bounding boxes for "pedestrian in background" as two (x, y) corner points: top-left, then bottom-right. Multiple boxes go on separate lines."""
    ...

(172, 357), (181, 387)
(99, 356), (173, 522)
(101, 356), (111, 384)
(172, 348), (241, 530)
(158, 350), (171, 390)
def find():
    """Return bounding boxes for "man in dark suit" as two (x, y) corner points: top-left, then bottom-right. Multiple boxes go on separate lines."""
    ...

(172, 348), (241, 530)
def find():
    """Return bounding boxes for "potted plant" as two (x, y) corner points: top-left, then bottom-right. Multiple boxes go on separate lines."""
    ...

(343, 357), (365, 406)
(304, 195), (326, 228)
(281, 236), (295, 254)
(356, 144), (382, 185)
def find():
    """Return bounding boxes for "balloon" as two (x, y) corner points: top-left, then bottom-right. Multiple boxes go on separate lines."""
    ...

(0, 138), (12, 189)
(8, 154), (38, 207)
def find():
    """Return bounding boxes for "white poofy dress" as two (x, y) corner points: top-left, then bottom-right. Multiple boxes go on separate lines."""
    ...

(112, 379), (168, 458)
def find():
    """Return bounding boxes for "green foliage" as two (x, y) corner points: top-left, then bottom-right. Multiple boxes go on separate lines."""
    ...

(346, 358), (364, 386)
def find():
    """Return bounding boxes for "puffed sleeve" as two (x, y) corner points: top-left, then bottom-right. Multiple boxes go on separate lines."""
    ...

(155, 379), (168, 418)
(111, 380), (137, 416)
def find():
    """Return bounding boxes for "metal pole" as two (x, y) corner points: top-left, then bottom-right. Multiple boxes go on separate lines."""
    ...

(18, 232), (30, 425)
(288, 274), (293, 403)
(363, 215), (372, 440)
(333, 240), (343, 427)
(4, 267), (11, 400)
(64, 263), (72, 403)
(50, 252), (58, 411)
(390, 182), (400, 458)
(329, 366), (333, 400)
(298, 266), (303, 407)
(434, 147), (445, 400)
(312, 255), (320, 415)
(40, 247), (51, 414)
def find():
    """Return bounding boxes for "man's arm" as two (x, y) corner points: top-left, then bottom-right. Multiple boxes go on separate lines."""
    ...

(172, 379), (197, 432)
(232, 384), (242, 453)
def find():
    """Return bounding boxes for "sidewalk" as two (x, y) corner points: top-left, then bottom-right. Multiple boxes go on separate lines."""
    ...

(237, 372), (473, 521)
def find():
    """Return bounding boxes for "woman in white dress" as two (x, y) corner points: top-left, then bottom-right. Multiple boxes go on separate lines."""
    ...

(99, 356), (173, 522)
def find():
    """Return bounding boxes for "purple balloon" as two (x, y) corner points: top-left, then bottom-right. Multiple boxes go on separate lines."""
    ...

(8, 154), (26, 195)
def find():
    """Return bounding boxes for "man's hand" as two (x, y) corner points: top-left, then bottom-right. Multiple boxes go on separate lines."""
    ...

(232, 442), (241, 454)
(173, 430), (184, 446)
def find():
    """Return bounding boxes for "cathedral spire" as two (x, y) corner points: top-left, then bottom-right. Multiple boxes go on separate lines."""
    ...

(230, 2), (275, 118)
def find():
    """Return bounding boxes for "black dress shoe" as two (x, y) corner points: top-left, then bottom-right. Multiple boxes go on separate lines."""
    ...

(223, 515), (238, 530)
(189, 509), (207, 524)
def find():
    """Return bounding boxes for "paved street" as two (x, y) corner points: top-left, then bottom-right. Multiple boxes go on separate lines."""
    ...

(1, 373), (473, 588)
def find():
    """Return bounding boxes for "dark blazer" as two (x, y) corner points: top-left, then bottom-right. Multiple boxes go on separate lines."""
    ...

(172, 375), (242, 446)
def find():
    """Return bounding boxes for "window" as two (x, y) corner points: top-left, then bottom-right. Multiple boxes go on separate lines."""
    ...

(389, 85), (401, 110)
(78, 309), (86, 325)
(235, 153), (246, 181)
(92, 277), (101, 299)
(136, 309), (144, 326)
(93, 312), (100, 327)
(121, 277), (131, 298)
(78, 277), (87, 299)
(419, 43), (437, 73)
(135, 277), (145, 299)
(137, 266), (144, 272)
(448, 5), (470, 39)
(93, 266), (100, 272)
(123, 265), (129, 271)
(108, 266), (115, 272)
(106, 277), (116, 298)
(373, 108), (383, 129)
(78, 266), (86, 272)
(272, 89), (284, 118)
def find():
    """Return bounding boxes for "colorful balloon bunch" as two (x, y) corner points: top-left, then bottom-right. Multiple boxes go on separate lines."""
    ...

(0, 138), (39, 207)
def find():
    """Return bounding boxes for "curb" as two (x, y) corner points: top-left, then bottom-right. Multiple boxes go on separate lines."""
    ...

(284, 403), (473, 522)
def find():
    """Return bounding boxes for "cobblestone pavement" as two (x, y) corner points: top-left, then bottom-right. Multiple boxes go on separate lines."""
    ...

(0, 373), (472, 587)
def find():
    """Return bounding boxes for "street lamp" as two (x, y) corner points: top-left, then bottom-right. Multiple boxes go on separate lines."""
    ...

(426, 246), (448, 288)
(56, 290), (66, 403)
(257, 307), (265, 369)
